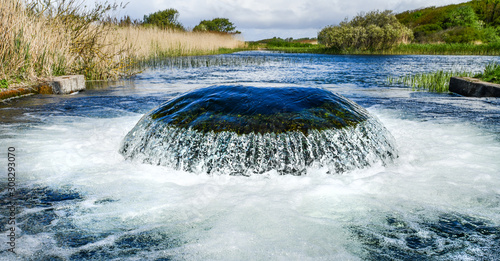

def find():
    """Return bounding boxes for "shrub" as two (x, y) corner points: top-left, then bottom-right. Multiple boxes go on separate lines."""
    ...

(441, 6), (481, 29)
(444, 27), (482, 43)
(395, 3), (490, 44)
(318, 10), (413, 51)
(480, 26), (500, 43)
(265, 38), (313, 48)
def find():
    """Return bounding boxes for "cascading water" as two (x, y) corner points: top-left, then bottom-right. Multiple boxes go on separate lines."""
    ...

(2, 53), (500, 260)
(120, 85), (397, 175)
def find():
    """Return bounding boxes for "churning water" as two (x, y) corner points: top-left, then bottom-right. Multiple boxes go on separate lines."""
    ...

(1, 51), (500, 260)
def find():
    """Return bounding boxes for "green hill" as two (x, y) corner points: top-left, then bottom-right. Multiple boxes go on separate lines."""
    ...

(396, 0), (500, 43)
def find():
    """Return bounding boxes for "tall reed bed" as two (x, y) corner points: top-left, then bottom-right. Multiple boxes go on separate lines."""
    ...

(115, 27), (244, 63)
(1, 0), (69, 85)
(0, 0), (129, 84)
(0, 0), (244, 88)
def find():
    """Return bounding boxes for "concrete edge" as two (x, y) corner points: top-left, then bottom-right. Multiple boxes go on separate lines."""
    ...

(1, 75), (86, 101)
(449, 77), (500, 98)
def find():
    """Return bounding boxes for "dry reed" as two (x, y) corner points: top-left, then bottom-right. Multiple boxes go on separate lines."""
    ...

(1, 0), (73, 85)
(114, 27), (244, 60)
(0, 0), (245, 88)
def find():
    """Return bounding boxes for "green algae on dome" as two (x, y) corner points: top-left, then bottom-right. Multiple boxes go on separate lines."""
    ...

(150, 85), (370, 135)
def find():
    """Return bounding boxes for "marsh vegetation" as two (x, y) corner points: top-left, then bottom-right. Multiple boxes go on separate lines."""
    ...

(388, 62), (500, 92)
(388, 70), (475, 93)
(476, 62), (500, 83)
(3, 0), (500, 91)
(0, 0), (244, 88)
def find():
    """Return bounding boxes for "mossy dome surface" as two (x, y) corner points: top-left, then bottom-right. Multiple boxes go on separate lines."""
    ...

(150, 85), (370, 135)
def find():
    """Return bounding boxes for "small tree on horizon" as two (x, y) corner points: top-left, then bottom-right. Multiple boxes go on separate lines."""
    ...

(143, 8), (184, 31)
(193, 18), (240, 33)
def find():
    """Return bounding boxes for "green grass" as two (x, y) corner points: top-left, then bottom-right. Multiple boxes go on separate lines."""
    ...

(262, 42), (500, 56)
(0, 79), (9, 89)
(388, 70), (475, 92)
(265, 45), (324, 53)
(387, 62), (500, 93)
(389, 43), (500, 55)
(475, 62), (500, 84)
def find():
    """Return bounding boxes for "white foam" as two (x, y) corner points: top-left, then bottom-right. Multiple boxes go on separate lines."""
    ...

(3, 108), (500, 259)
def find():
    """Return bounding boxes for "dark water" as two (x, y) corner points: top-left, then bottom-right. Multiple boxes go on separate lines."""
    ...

(1, 51), (499, 260)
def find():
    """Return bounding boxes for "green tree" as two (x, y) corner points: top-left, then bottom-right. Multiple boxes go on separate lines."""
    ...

(481, 26), (500, 42)
(442, 6), (480, 29)
(143, 8), (184, 30)
(473, 0), (500, 26)
(193, 18), (239, 33)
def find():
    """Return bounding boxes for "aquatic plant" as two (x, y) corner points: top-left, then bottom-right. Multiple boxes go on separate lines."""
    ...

(0, 79), (9, 89)
(388, 61), (500, 93)
(387, 70), (474, 93)
(475, 62), (500, 84)
(389, 42), (500, 55)
(266, 42), (500, 56)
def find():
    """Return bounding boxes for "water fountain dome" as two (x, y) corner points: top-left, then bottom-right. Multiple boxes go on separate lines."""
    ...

(120, 85), (397, 175)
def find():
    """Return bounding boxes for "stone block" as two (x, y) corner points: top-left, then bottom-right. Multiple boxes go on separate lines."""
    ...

(49, 75), (85, 94)
(449, 77), (500, 97)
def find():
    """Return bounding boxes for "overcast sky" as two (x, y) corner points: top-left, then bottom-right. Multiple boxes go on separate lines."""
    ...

(105, 0), (470, 41)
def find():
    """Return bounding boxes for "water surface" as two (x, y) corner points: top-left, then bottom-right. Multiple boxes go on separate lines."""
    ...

(1, 51), (499, 260)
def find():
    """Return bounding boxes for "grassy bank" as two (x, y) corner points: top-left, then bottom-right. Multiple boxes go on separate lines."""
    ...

(0, 0), (244, 90)
(265, 42), (500, 56)
(389, 43), (500, 55)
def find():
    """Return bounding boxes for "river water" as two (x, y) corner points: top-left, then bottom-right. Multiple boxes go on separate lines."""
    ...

(1, 51), (500, 260)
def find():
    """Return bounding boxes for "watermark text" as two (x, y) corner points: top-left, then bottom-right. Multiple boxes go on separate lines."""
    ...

(6, 147), (16, 253)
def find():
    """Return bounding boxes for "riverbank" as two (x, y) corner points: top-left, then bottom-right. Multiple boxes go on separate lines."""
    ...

(0, 0), (245, 94)
(264, 42), (500, 56)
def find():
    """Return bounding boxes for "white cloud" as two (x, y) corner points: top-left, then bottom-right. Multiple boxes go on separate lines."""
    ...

(103, 0), (471, 40)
